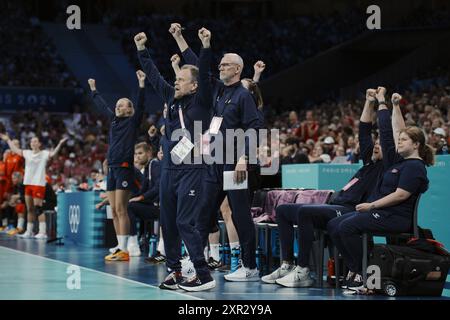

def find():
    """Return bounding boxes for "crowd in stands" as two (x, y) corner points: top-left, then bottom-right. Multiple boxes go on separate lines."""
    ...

(0, 2), (79, 88)
(108, 11), (366, 80)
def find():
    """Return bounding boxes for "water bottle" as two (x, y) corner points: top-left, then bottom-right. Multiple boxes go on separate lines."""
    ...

(222, 243), (230, 266)
(230, 246), (241, 272)
(255, 245), (263, 273)
(149, 235), (157, 257)
(181, 241), (186, 257)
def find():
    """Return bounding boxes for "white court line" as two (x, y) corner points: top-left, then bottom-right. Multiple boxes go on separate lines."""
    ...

(0, 245), (202, 300)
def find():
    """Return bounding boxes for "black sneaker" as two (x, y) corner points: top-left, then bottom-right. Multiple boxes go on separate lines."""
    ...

(207, 257), (222, 270)
(347, 273), (364, 291)
(341, 271), (355, 289)
(178, 274), (216, 292)
(145, 252), (166, 264)
(159, 271), (183, 290)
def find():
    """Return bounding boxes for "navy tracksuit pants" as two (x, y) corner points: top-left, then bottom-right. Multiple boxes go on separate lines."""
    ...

(327, 210), (412, 273)
(276, 204), (354, 268)
(197, 164), (257, 269)
(127, 202), (159, 236)
(160, 167), (209, 277)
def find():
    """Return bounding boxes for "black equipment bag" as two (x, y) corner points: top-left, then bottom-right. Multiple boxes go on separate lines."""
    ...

(368, 243), (450, 296)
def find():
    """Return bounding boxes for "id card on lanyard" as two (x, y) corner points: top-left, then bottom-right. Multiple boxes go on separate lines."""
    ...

(170, 107), (194, 163)
(210, 86), (237, 134)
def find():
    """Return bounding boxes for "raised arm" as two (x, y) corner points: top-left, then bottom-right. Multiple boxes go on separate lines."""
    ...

(88, 79), (115, 117)
(196, 27), (213, 108)
(253, 61), (266, 83)
(0, 134), (23, 156)
(134, 32), (174, 103)
(359, 89), (376, 164)
(170, 54), (181, 76)
(49, 137), (68, 158)
(169, 23), (199, 66)
(376, 86), (397, 168)
(391, 93), (406, 149)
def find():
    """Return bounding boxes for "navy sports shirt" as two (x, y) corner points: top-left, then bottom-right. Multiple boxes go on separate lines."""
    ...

(138, 47), (213, 170)
(91, 88), (145, 168)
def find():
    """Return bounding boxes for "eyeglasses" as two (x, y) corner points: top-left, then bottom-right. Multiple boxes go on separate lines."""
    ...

(218, 62), (238, 70)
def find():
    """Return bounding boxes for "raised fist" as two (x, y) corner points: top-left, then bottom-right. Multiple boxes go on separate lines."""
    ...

(254, 61), (266, 74)
(148, 125), (157, 137)
(170, 54), (180, 67)
(88, 78), (96, 91)
(169, 23), (183, 37)
(134, 32), (147, 50)
(391, 93), (402, 105)
(375, 86), (387, 102)
(198, 27), (211, 47)
(136, 70), (146, 82)
(366, 88), (377, 102)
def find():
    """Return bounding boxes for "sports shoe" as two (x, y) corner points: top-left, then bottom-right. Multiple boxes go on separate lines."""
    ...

(159, 271), (183, 290)
(34, 233), (48, 240)
(127, 244), (141, 257)
(275, 266), (314, 287)
(181, 256), (196, 278)
(104, 249), (130, 261)
(347, 273), (364, 291)
(109, 245), (119, 253)
(341, 271), (355, 289)
(261, 263), (294, 284)
(224, 266), (260, 282)
(7, 228), (24, 236)
(0, 226), (7, 232)
(207, 257), (222, 270)
(18, 230), (35, 238)
(145, 252), (166, 264)
(178, 274), (216, 292)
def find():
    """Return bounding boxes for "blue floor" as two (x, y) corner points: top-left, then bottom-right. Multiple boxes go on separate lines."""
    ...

(0, 234), (448, 300)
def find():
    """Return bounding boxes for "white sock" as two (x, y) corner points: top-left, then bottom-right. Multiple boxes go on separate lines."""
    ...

(230, 241), (240, 251)
(117, 235), (129, 252)
(18, 218), (25, 230)
(39, 222), (46, 234)
(204, 246), (210, 261)
(2, 218), (7, 226)
(115, 235), (119, 248)
(26, 222), (34, 234)
(157, 237), (165, 255)
(210, 244), (220, 261)
(128, 235), (138, 247)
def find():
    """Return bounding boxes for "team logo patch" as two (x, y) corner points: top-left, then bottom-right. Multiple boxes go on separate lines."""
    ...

(336, 210), (342, 217)
(122, 181), (128, 188)
(391, 168), (399, 173)
(189, 190), (196, 197)
(372, 212), (380, 219)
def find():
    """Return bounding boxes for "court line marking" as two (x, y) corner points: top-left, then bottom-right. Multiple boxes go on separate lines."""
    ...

(0, 245), (202, 300)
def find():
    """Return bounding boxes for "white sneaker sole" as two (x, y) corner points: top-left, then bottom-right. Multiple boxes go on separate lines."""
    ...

(261, 277), (277, 284)
(224, 275), (260, 282)
(275, 279), (314, 287)
(178, 279), (216, 292)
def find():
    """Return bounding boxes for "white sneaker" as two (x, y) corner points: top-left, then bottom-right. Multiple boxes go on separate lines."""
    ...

(275, 266), (314, 287)
(127, 244), (141, 257)
(109, 245), (119, 253)
(18, 230), (34, 238)
(34, 233), (48, 240)
(261, 263), (294, 284)
(181, 256), (196, 278)
(224, 266), (260, 282)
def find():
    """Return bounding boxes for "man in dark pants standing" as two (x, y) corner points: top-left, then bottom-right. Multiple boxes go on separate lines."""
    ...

(134, 27), (215, 292)
(127, 142), (161, 257)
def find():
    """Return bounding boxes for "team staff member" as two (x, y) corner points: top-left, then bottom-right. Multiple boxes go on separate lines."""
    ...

(135, 27), (215, 292)
(327, 89), (434, 291)
(263, 89), (387, 287)
(127, 142), (161, 257)
(169, 24), (262, 281)
(88, 70), (146, 261)
(0, 135), (67, 239)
